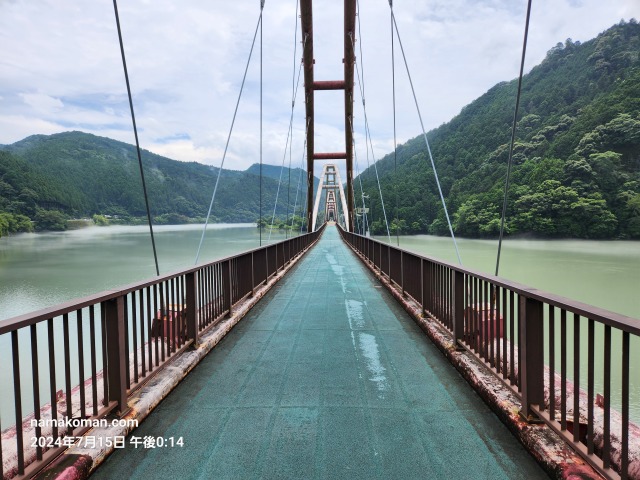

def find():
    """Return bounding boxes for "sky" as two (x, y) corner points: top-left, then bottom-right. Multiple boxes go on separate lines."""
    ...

(1, 0), (638, 179)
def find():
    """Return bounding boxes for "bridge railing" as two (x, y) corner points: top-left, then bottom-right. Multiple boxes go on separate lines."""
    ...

(0, 224), (325, 479)
(338, 226), (638, 480)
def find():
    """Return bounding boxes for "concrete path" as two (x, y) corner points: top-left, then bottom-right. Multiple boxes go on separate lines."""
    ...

(92, 227), (548, 479)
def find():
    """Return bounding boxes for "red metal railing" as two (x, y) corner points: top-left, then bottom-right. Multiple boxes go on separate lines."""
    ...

(338, 226), (639, 480)
(0, 225), (325, 479)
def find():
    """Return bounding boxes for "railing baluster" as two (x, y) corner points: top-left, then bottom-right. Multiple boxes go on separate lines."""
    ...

(560, 309), (567, 431)
(622, 331), (630, 479)
(483, 280), (489, 360)
(516, 293), (522, 389)
(509, 291), (515, 385)
(489, 284), (495, 367)
(30, 324), (42, 460)
(502, 288), (508, 379)
(139, 289), (146, 377)
(549, 306), (555, 419)
(48, 318), (59, 437)
(573, 313), (580, 443)
(132, 291), (139, 384)
(101, 308), (109, 406)
(90, 306), (98, 417)
(77, 309), (86, 418)
(123, 295), (130, 389)
(12, 330), (24, 474)
(587, 318), (594, 454)
(603, 324), (611, 469)
(62, 313), (72, 434)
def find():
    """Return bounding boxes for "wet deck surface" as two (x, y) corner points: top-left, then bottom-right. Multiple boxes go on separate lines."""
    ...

(92, 227), (548, 479)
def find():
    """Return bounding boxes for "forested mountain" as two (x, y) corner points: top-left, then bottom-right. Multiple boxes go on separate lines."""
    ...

(0, 131), (313, 234)
(358, 20), (640, 239)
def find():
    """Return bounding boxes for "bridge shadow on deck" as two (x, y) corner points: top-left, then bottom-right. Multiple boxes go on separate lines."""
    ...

(92, 227), (547, 480)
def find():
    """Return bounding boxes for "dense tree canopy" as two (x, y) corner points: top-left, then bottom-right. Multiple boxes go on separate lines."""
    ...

(357, 21), (640, 239)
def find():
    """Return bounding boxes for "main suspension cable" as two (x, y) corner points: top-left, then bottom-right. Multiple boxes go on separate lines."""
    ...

(350, 33), (391, 242)
(495, 0), (533, 277)
(195, 2), (265, 264)
(112, 0), (160, 276)
(389, 9), (462, 265)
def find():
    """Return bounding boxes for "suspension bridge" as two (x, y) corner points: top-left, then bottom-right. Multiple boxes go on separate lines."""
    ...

(1, 1), (639, 480)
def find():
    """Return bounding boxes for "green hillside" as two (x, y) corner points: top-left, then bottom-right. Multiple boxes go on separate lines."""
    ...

(0, 131), (311, 234)
(358, 20), (640, 239)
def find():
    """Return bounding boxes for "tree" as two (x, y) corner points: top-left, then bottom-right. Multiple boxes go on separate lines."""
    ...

(34, 210), (67, 231)
(92, 214), (110, 226)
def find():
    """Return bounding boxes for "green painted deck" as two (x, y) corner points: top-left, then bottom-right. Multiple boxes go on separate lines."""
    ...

(92, 227), (547, 479)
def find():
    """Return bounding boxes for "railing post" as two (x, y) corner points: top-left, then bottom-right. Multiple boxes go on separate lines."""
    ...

(420, 258), (425, 314)
(223, 260), (232, 317)
(519, 295), (544, 422)
(251, 252), (255, 296)
(400, 251), (405, 296)
(104, 297), (127, 414)
(453, 270), (465, 350)
(186, 272), (198, 346)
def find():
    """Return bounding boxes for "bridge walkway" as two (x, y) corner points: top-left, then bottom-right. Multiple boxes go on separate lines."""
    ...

(92, 226), (547, 479)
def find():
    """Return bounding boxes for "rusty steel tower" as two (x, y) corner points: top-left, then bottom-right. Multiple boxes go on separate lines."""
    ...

(300, 0), (356, 232)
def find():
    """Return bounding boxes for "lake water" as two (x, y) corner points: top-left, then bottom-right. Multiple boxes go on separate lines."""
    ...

(0, 225), (638, 425)
(0, 224), (296, 321)
(378, 234), (640, 320)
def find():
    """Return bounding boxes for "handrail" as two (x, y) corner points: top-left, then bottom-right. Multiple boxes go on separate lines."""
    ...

(338, 224), (638, 480)
(0, 223), (326, 479)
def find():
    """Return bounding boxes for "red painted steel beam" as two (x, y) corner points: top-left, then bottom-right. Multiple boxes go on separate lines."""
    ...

(313, 152), (347, 160)
(300, 0), (315, 232)
(344, 0), (356, 232)
(313, 80), (346, 90)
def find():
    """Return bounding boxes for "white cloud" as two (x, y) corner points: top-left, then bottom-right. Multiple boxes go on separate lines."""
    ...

(0, 0), (638, 171)
(19, 92), (64, 114)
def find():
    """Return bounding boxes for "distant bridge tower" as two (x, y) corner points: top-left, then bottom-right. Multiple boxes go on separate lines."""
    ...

(300, 0), (356, 232)
(312, 164), (349, 231)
